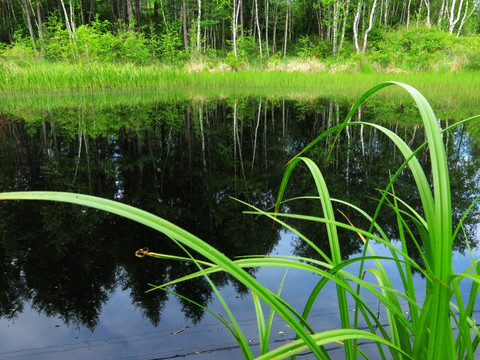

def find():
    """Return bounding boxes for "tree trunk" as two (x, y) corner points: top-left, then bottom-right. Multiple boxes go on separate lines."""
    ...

(134, 0), (141, 27)
(2, 0), (13, 42)
(437, 0), (446, 26)
(182, 1), (188, 51)
(449, 0), (465, 35)
(233, 0), (239, 56)
(406, 0), (411, 28)
(196, 0), (201, 51)
(456, 0), (478, 36)
(272, 5), (278, 53)
(283, 0), (288, 59)
(19, 0), (36, 46)
(254, 0), (262, 60)
(88, 0), (96, 23)
(126, 0), (135, 32)
(338, 0), (351, 55)
(353, 1), (362, 53)
(362, 0), (378, 52)
(69, 0), (76, 35)
(78, 0), (85, 25)
(332, 0), (340, 57)
(424, 0), (431, 27)
(222, 18), (225, 56)
(34, 0), (44, 48)
(265, 0), (269, 57)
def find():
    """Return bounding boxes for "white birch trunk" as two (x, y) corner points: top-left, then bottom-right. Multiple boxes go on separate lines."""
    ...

(283, 0), (289, 59)
(456, 0), (477, 36)
(353, 1), (362, 54)
(265, 0), (269, 57)
(438, 0), (446, 26)
(424, 0), (431, 27)
(196, 0), (201, 51)
(338, 0), (351, 55)
(362, 0), (378, 52)
(406, 0), (411, 28)
(254, 0), (262, 59)
(449, 0), (465, 35)
(332, 0), (340, 57)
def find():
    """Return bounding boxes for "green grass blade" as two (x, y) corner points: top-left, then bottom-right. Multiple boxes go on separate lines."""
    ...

(0, 191), (326, 359)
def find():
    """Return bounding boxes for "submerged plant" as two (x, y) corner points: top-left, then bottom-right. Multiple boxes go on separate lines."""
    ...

(1, 82), (480, 359)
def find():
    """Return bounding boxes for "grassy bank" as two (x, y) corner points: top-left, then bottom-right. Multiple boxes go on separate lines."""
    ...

(2, 60), (480, 100)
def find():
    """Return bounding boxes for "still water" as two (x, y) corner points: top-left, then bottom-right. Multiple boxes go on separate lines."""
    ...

(0, 90), (480, 359)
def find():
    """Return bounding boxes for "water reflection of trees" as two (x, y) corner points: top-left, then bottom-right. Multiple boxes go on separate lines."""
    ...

(0, 95), (479, 331)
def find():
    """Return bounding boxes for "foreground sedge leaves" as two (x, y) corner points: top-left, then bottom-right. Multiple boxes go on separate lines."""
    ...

(2, 82), (480, 359)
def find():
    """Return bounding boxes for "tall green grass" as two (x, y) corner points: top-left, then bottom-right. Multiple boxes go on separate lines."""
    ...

(2, 60), (480, 104)
(1, 82), (480, 359)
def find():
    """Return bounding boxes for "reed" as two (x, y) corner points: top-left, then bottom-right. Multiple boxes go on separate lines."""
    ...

(1, 82), (480, 359)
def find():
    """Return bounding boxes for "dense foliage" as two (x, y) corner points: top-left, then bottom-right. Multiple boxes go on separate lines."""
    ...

(1, 0), (480, 71)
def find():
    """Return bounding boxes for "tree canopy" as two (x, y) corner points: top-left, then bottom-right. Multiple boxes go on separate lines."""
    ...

(1, 0), (480, 63)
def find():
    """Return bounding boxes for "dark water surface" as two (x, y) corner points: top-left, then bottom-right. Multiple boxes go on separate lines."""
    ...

(1, 91), (480, 359)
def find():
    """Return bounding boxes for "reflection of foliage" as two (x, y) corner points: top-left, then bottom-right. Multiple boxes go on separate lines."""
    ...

(0, 94), (479, 331)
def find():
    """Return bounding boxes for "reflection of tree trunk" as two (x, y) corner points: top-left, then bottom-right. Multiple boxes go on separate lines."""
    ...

(42, 119), (48, 159)
(445, 119), (449, 159)
(233, 101), (237, 182)
(358, 106), (364, 156)
(147, 131), (157, 185)
(83, 130), (92, 194)
(454, 124), (465, 170)
(408, 125), (417, 147)
(251, 101), (262, 175)
(282, 97), (286, 142)
(346, 120), (350, 187)
(185, 107), (192, 175)
(263, 102), (268, 171)
(233, 100), (247, 191)
(198, 103), (207, 173)
(51, 120), (60, 162)
(73, 124), (82, 184)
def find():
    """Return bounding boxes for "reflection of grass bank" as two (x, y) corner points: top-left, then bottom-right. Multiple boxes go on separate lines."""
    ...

(1, 68), (480, 120)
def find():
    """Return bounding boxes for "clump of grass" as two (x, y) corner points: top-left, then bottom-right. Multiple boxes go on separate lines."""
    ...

(1, 82), (480, 359)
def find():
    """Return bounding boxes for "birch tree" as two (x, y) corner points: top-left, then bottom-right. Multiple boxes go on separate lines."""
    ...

(362, 0), (378, 52)
(448, 0), (466, 35)
(353, 0), (362, 53)
(196, 0), (201, 51)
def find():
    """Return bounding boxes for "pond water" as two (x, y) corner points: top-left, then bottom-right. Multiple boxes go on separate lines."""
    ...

(1, 89), (480, 359)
